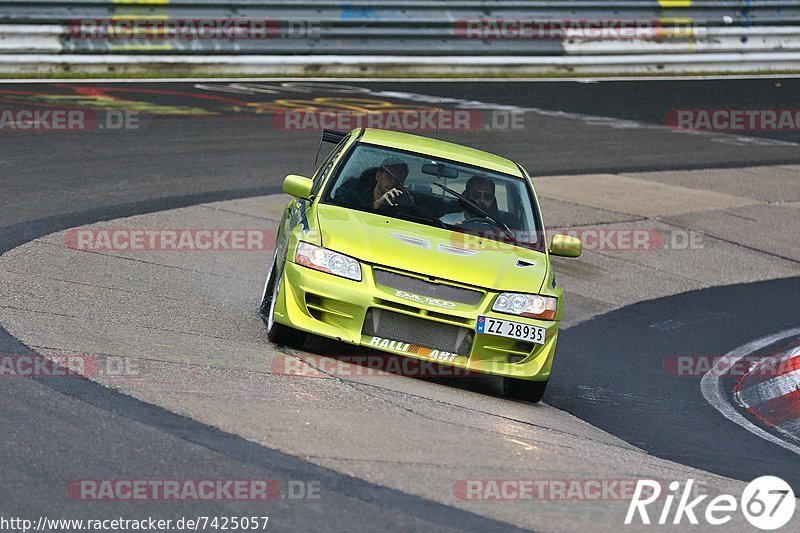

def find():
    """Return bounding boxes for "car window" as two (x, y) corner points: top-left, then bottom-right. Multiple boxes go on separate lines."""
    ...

(325, 143), (397, 201)
(322, 143), (543, 251)
(311, 134), (350, 197)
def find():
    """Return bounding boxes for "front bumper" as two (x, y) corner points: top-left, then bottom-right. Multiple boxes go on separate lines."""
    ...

(273, 261), (559, 380)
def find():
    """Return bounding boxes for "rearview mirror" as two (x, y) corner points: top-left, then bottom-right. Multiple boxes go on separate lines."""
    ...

(422, 162), (458, 179)
(549, 234), (582, 257)
(283, 174), (313, 199)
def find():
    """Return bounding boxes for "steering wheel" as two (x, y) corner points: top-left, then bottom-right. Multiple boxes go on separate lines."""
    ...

(459, 217), (497, 230)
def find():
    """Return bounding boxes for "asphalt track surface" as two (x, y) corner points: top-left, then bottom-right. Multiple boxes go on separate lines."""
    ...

(548, 276), (800, 489)
(1, 78), (800, 529)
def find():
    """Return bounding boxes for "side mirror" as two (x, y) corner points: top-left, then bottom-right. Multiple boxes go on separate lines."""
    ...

(549, 234), (582, 257)
(283, 174), (313, 199)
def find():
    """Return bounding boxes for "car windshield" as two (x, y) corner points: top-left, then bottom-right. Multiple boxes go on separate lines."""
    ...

(322, 143), (544, 251)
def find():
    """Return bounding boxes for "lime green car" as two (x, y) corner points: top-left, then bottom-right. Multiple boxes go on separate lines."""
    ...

(260, 128), (581, 402)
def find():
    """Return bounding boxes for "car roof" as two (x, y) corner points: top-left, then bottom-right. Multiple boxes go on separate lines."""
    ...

(357, 128), (525, 178)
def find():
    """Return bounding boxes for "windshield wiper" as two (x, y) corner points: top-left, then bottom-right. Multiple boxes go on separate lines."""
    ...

(432, 181), (521, 247)
(393, 182), (447, 229)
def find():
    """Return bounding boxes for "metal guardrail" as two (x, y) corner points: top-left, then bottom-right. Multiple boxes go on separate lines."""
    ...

(1, 1), (800, 72)
(4, 1), (800, 25)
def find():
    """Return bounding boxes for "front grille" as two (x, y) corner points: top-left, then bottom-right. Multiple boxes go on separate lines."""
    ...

(373, 269), (483, 306)
(362, 308), (473, 355)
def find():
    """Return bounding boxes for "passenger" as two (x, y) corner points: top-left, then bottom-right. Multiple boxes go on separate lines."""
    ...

(440, 174), (498, 225)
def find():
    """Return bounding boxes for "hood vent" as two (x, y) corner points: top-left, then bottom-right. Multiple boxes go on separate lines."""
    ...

(391, 232), (431, 250)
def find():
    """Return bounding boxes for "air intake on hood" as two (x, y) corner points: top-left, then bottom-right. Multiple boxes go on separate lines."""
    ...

(390, 233), (431, 249)
(373, 269), (483, 306)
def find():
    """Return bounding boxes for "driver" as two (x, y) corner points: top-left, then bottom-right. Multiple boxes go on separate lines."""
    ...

(336, 157), (409, 212)
(440, 174), (498, 225)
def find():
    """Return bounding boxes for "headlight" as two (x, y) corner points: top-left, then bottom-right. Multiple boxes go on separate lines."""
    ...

(492, 293), (557, 320)
(295, 242), (362, 281)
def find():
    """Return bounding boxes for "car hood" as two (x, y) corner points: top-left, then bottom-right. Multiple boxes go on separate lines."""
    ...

(315, 204), (547, 293)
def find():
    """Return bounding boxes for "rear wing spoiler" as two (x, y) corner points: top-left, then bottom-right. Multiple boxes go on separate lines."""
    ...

(321, 129), (347, 144)
(314, 129), (349, 166)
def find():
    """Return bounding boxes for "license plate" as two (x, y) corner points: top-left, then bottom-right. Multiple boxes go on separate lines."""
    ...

(476, 316), (546, 344)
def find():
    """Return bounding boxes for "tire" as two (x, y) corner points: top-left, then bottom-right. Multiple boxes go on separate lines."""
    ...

(259, 255), (307, 348)
(503, 377), (548, 403)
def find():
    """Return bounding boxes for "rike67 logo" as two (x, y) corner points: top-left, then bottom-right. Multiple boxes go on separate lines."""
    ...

(626, 477), (796, 530)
